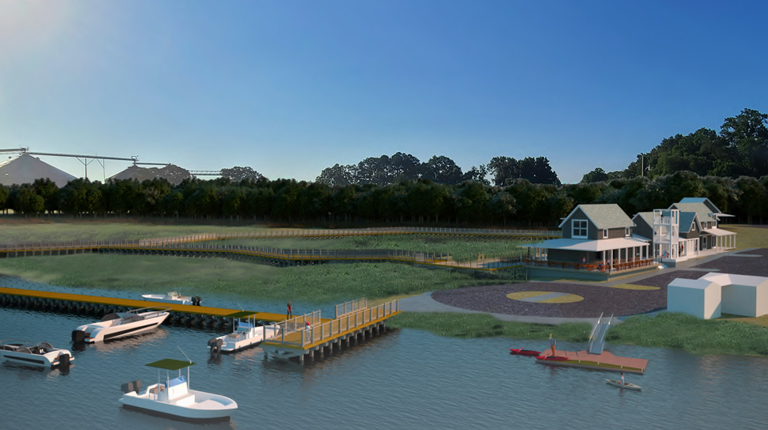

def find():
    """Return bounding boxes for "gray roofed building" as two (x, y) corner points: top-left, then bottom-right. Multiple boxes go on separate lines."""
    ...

(671, 202), (718, 223)
(560, 204), (635, 230)
(679, 212), (698, 233)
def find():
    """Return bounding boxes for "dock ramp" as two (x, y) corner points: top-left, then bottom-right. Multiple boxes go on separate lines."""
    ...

(588, 313), (612, 354)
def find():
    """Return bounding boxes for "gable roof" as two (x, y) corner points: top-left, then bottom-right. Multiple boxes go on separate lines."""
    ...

(679, 197), (721, 214)
(559, 204), (634, 230)
(671, 202), (716, 223)
(632, 212), (654, 228)
(679, 212), (699, 233)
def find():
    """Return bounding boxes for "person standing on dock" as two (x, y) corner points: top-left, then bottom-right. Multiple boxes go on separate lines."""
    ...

(287, 301), (293, 319)
(620, 372), (625, 386)
(549, 333), (556, 357)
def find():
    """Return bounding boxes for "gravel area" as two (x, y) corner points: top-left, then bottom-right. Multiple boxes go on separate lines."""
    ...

(630, 270), (705, 288)
(692, 248), (768, 276)
(431, 282), (666, 318)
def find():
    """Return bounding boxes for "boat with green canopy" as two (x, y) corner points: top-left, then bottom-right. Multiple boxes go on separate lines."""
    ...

(119, 358), (238, 421)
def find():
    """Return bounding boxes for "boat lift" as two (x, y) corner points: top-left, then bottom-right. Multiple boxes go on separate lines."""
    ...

(588, 313), (613, 355)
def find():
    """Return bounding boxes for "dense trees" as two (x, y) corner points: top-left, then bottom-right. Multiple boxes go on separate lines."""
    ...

(317, 152), (558, 187)
(3, 170), (768, 226)
(582, 108), (768, 182)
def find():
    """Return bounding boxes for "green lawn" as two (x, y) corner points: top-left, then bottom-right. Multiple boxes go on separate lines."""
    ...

(725, 224), (768, 250)
(209, 235), (536, 261)
(0, 254), (524, 304)
(390, 311), (768, 357)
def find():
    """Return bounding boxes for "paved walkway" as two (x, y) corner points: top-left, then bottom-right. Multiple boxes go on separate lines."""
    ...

(400, 248), (759, 326)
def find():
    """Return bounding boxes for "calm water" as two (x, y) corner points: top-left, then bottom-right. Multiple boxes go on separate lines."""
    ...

(1, 281), (767, 429)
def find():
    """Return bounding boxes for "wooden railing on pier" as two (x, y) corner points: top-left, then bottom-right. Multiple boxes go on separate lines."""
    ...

(521, 258), (658, 272)
(264, 299), (400, 349)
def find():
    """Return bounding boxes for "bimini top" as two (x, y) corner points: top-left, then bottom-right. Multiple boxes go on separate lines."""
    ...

(226, 310), (259, 319)
(146, 359), (196, 371)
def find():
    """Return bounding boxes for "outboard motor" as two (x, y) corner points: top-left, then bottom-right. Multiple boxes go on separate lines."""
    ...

(192, 296), (202, 306)
(121, 380), (142, 394)
(71, 330), (86, 343)
(208, 338), (223, 357)
(58, 353), (71, 367)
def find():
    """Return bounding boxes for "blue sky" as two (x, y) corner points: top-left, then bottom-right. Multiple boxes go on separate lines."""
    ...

(1, 0), (766, 184)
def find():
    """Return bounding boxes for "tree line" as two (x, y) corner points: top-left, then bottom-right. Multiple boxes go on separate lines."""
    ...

(582, 108), (768, 182)
(2, 170), (767, 226)
(316, 153), (561, 186)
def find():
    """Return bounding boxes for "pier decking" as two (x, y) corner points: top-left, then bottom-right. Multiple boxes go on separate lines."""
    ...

(262, 298), (401, 364)
(535, 350), (648, 374)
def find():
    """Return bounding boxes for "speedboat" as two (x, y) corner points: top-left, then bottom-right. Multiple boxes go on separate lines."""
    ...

(606, 379), (642, 391)
(0, 340), (74, 367)
(120, 358), (237, 421)
(72, 306), (170, 343)
(208, 311), (281, 354)
(141, 291), (196, 305)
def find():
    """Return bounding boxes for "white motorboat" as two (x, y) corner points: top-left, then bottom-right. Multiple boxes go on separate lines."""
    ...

(208, 311), (281, 354)
(0, 340), (74, 368)
(72, 306), (170, 343)
(120, 358), (237, 421)
(141, 291), (198, 305)
(606, 379), (642, 391)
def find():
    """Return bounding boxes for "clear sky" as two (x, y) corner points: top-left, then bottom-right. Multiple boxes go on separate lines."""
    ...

(1, 0), (767, 184)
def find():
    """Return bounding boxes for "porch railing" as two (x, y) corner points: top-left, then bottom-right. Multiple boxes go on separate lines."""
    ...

(521, 258), (658, 272)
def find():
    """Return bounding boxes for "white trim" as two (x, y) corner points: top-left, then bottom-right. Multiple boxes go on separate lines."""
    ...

(603, 229), (608, 239)
(521, 237), (650, 252)
(558, 205), (598, 229)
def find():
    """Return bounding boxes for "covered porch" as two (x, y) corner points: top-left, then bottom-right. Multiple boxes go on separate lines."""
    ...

(521, 237), (656, 273)
(701, 228), (737, 251)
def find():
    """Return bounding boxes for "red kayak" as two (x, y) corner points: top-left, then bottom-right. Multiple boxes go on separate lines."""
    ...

(510, 348), (541, 356)
(536, 355), (569, 361)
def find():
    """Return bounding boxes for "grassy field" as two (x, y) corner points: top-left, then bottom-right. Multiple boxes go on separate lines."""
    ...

(0, 219), (269, 244)
(211, 236), (535, 261)
(390, 311), (768, 356)
(0, 254), (524, 303)
(725, 224), (768, 250)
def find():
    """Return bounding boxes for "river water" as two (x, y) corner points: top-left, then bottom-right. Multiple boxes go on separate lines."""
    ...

(1, 280), (766, 430)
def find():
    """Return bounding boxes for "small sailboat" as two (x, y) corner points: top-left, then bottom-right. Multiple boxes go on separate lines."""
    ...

(606, 379), (642, 391)
(0, 340), (74, 368)
(120, 358), (237, 421)
(208, 311), (281, 354)
(72, 306), (170, 343)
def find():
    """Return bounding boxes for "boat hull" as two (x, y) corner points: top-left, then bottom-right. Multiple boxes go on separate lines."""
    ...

(73, 311), (169, 343)
(217, 325), (281, 353)
(141, 295), (192, 305)
(0, 341), (74, 368)
(606, 380), (641, 391)
(120, 389), (237, 420)
(509, 348), (540, 356)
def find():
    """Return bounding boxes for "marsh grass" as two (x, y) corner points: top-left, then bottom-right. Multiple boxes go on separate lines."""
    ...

(0, 221), (268, 244)
(607, 312), (768, 356)
(388, 312), (592, 341)
(210, 235), (536, 261)
(0, 254), (525, 304)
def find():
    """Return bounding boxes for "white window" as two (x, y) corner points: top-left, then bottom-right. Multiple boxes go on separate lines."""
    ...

(692, 223), (696, 231)
(603, 229), (608, 238)
(625, 227), (630, 237)
(572, 220), (588, 238)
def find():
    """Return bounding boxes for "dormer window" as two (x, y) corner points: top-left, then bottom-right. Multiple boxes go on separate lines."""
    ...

(603, 229), (608, 238)
(692, 223), (696, 232)
(572, 220), (588, 238)
(625, 227), (630, 237)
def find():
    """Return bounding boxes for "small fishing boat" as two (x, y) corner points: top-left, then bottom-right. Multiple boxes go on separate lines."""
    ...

(72, 306), (170, 343)
(510, 348), (541, 356)
(142, 291), (197, 305)
(0, 340), (74, 368)
(120, 358), (238, 421)
(606, 379), (642, 391)
(535, 355), (569, 361)
(208, 311), (282, 354)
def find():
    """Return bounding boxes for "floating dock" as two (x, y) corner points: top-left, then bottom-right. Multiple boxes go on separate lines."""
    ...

(535, 350), (648, 375)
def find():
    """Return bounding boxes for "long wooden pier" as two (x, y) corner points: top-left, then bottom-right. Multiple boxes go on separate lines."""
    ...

(262, 298), (401, 364)
(0, 286), (312, 329)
